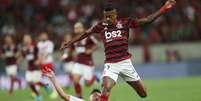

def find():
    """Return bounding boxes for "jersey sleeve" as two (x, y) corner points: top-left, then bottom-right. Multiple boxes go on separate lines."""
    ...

(87, 22), (102, 34)
(89, 35), (98, 45)
(128, 17), (140, 28)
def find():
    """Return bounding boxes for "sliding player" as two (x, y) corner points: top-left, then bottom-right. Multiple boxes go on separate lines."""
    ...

(61, 0), (176, 101)
(42, 68), (101, 101)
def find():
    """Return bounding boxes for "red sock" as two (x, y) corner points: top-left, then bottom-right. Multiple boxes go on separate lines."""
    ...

(100, 95), (108, 101)
(15, 78), (22, 89)
(74, 83), (82, 98)
(9, 78), (14, 95)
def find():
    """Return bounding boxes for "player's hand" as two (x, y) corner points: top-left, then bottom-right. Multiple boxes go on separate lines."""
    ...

(42, 67), (55, 78)
(165, 0), (176, 7)
(43, 71), (55, 78)
(160, 0), (176, 14)
(60, 41), (71, 50)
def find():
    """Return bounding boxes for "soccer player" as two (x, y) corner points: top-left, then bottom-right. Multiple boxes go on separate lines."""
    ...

(60, 0), (176, 101)
(0, 35), (22, 95)
(60, 34), (74, 86)
(42, 68), (101, 101)
(37, 32), (58, 99)
(21, 34), (50, 101)
(70, 22), (98, 98)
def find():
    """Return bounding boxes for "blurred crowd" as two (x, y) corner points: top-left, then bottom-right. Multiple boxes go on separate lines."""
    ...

(0, 0), (201, 48)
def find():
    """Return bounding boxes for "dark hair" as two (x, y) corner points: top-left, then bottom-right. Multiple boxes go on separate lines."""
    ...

(90, 89), (101, 94)
(104, 3), (117, 12)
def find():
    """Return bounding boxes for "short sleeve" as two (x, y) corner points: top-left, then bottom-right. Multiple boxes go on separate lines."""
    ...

(128, 17), (139, 28)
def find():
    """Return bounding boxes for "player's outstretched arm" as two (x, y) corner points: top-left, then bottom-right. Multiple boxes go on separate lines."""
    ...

(43, 70), (70, 101)
(60, 30), (93, 50)
(137, 0), (176, 26)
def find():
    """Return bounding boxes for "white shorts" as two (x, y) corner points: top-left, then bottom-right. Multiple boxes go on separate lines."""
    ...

(26, 70), (42, 83)
(102, 59), (140, 82)
(6, 65), (18, 76)
(72, 63), (94, 81)
(63, 62), (75, 73)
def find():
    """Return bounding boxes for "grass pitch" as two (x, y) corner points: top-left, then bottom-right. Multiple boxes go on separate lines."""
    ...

(0, 76), (201, 101)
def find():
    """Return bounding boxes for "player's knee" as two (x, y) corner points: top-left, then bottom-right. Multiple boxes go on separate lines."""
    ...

(102, 83), (112, 90)
(72, 76), (80, 83)
(85, 81), (92, 87)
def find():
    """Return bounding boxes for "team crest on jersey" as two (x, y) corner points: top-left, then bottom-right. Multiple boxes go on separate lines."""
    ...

(116, 22), (123, 29)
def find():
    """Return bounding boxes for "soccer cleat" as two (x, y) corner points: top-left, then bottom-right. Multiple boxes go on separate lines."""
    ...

(43, 84), (51, 94)
(35, 95), (42, 101)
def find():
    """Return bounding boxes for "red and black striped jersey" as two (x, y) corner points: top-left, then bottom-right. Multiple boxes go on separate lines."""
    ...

(62, 48), (74, 62)
(89, 18), (139, 63)
(74, 35), (98, 66)
(21, 44), (40, 71)
(1, 45), (18, 66)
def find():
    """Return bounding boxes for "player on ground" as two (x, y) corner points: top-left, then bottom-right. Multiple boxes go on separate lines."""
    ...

(21, 34), (50, 101)
(60, 34), (74, 87)
(37, 32), (58, 99)
(70, 22), (98, 98)
(42, 68), (101, 101)
(0, 35), (21, 95)
(61, 0), (176, 101)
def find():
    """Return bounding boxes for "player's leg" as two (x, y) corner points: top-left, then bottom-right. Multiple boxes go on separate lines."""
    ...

(32, 70), (51, 93)
(83, 65), (96, 86)
(100, 63), (119, 101)
(126, 80), (147, 98)
(100, 76), (116, 101)
(41, 63), (58, 99)
(26, 71), (41, 99)
(11, 65), (22, 89)
(120, 59), (147, 98)
(6, 65), (21, 95)
(72, 74), (82, 98)
(8, 75), (14, 95)
(72, 63), (83, 98)
(63, 62), (74, 87)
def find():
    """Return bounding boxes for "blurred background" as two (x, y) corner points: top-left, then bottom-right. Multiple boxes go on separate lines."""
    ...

(0, 0), (201, 101)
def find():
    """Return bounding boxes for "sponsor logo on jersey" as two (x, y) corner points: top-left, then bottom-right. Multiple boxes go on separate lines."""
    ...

(105, 30), (122, 40)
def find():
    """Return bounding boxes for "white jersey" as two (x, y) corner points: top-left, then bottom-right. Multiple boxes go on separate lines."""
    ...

(37, 40), (54, 64)
(70, 96), (84, 101)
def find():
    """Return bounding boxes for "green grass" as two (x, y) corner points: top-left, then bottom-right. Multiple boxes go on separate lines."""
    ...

(0, 76), (201, 101)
